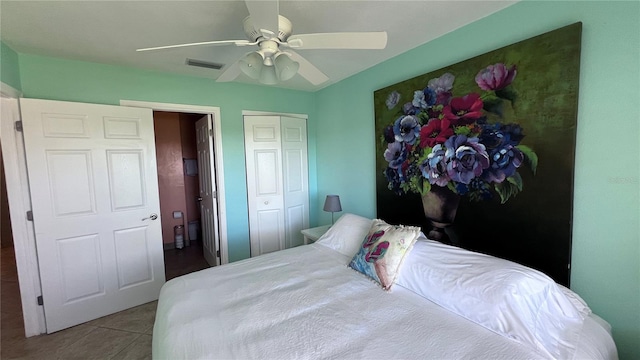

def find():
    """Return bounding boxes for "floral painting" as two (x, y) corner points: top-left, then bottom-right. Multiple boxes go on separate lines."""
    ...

(374, 23), (582, 285)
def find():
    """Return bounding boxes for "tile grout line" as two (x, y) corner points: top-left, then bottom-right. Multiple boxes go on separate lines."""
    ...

(107, 332), (144, 360)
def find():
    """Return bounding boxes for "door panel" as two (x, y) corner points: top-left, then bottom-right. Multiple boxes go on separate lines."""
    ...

(20, 98), (165, 333)
(57, 234), (104, 302)
(256, 209), (284, 254)
(196, 115), (220, 266)
(281, 117), (309, 249)
(107, 150), (146, 210)
(244, 116), (286, 257)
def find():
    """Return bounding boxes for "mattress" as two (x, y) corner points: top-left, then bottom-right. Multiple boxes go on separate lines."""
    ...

(152, 244), (616, 359)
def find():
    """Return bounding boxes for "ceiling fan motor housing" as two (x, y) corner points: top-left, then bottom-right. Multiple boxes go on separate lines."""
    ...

(243, 15), (293, 42)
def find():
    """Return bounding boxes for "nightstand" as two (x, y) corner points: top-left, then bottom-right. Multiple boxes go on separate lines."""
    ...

(301, 225), (331, 244)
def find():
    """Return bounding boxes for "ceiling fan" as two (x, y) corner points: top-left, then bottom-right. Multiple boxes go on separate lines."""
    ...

(136, 0), (387, 86)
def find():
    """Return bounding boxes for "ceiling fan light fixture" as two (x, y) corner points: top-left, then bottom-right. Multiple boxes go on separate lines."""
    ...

(239, 52), (264, 79)
(274, 53), (299, 81)
(259, 65), (278, 85)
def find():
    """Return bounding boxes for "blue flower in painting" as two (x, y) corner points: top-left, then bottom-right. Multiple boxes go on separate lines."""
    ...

(402, 102), (419, 115)
(422, 87), (437, 107)
(383, 125), (395, 144)
(421, 144), (451, 187)
(481, 123), (525, 150)
(444, 135), (490, 184)
(412, 90), (428, 109)
(386, 90), (401, 110)
(384, 141), (408, 169)
(483, 144), (524, 183)
(393, 115), (421, 145)
(500, 123), (525, 145)
(456, 178), (493, 201)
(385, 167), (402, 195)
(428, 72), (455, 94)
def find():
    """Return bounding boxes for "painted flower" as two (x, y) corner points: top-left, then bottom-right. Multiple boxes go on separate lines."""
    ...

(428, 72), (455, 94)
(444, 135), (490, 184)
(380, 65), (535, 203)
(423, 87), (437, 107)
(475, 63), (517, 91)
(421, 144), (451, 187)
(385, 167), (402, 195)
(482, 145), (524, 183)
(419, 118), (454, 148)
(402, 102), (419, 115)
(384, 141), (408, 169)
(412, 90), (428, 109)
(383, 125), (395, 144)
(456, 178), (493, 201)
(393, 115), (421, 144)
(386, 91), (401, 110)
(443, 93), (484, 126)
(480, 123), (525, 149)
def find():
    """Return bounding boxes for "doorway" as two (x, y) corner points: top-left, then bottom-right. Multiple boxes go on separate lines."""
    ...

(153, 111), (212, 280)
(2, 97), (229, 336)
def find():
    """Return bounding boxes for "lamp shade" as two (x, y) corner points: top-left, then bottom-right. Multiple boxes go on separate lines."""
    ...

(274, 53), (299, 81)
(259, 65), (278, 85)
(323, 195), (342, 212)
(239, 52), (263, 79)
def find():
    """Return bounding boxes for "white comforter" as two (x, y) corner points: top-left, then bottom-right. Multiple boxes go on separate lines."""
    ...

(152, 244), (612, 359)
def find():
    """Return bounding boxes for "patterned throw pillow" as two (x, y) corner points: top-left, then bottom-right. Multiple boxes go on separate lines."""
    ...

(348, 219), (420, 290)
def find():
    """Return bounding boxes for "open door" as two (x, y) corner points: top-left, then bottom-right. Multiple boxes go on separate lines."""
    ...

(195, 115), (220, 266)
(20, 98), (165, 333)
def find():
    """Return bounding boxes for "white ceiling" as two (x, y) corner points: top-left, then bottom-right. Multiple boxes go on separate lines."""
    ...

(0, 1), (516, 92)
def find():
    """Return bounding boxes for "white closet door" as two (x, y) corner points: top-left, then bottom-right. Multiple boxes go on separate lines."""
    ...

(281, 117), (309, 248)
(20, 98), (165, 333)
(244, 116), (285, 256)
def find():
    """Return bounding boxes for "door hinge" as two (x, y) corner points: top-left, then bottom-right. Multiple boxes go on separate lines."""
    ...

(216, 250), (221, 258)
(209, 129), (213, 136)
(15, 121), (23, 132)
(26, 210), (33, 221)
(213, 190), (217, 199)
(37, 295), (43, 306)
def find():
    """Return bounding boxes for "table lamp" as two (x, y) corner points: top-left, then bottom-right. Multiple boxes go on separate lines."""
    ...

(323, 195), (342, 225)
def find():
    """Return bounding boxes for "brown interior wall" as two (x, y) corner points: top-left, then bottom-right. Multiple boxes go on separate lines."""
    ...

(179, 114), (201, 242)
(1, 147), (14, 248)
(153, 112), (188, 245)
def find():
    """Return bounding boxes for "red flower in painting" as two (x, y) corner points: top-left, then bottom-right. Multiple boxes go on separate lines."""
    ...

(443, 93), (484, 126)
(419, 118), (454, 148)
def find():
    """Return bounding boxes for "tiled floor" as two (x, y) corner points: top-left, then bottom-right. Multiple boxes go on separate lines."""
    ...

(1, 243), (210, 359)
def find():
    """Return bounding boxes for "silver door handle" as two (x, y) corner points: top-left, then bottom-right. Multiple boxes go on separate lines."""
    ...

(197, 197), (203, 202)
(142, 213), (158, 221)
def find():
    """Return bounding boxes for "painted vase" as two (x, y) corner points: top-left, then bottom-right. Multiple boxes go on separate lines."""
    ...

(421, 185), (460, 243)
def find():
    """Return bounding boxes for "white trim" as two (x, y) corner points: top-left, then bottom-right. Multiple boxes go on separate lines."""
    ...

(120, 100), (229, 265)
(242, 110), (308, 119)
(1, 85), (47, 337)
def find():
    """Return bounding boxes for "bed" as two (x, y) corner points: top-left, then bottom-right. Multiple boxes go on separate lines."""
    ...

(152, 214), (618, 359)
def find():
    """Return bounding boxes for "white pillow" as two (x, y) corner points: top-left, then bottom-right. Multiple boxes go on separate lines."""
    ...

(558, 284), (592, 318)
(315, 213), (372, 258)
(396, 238), (587, 359)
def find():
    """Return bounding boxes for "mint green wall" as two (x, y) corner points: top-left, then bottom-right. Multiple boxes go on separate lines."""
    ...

(0, 41), (21, 91)
(316, 1), (639, 359)
(18, 54), (318, 262)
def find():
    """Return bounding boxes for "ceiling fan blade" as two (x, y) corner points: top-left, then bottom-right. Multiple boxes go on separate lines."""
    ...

(216, 60), (243, 83)
(137, 40), (255, 52)
(286, 32), (388, 50)
(285, 50), (329, 86)
(245, 0), (279, 34)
